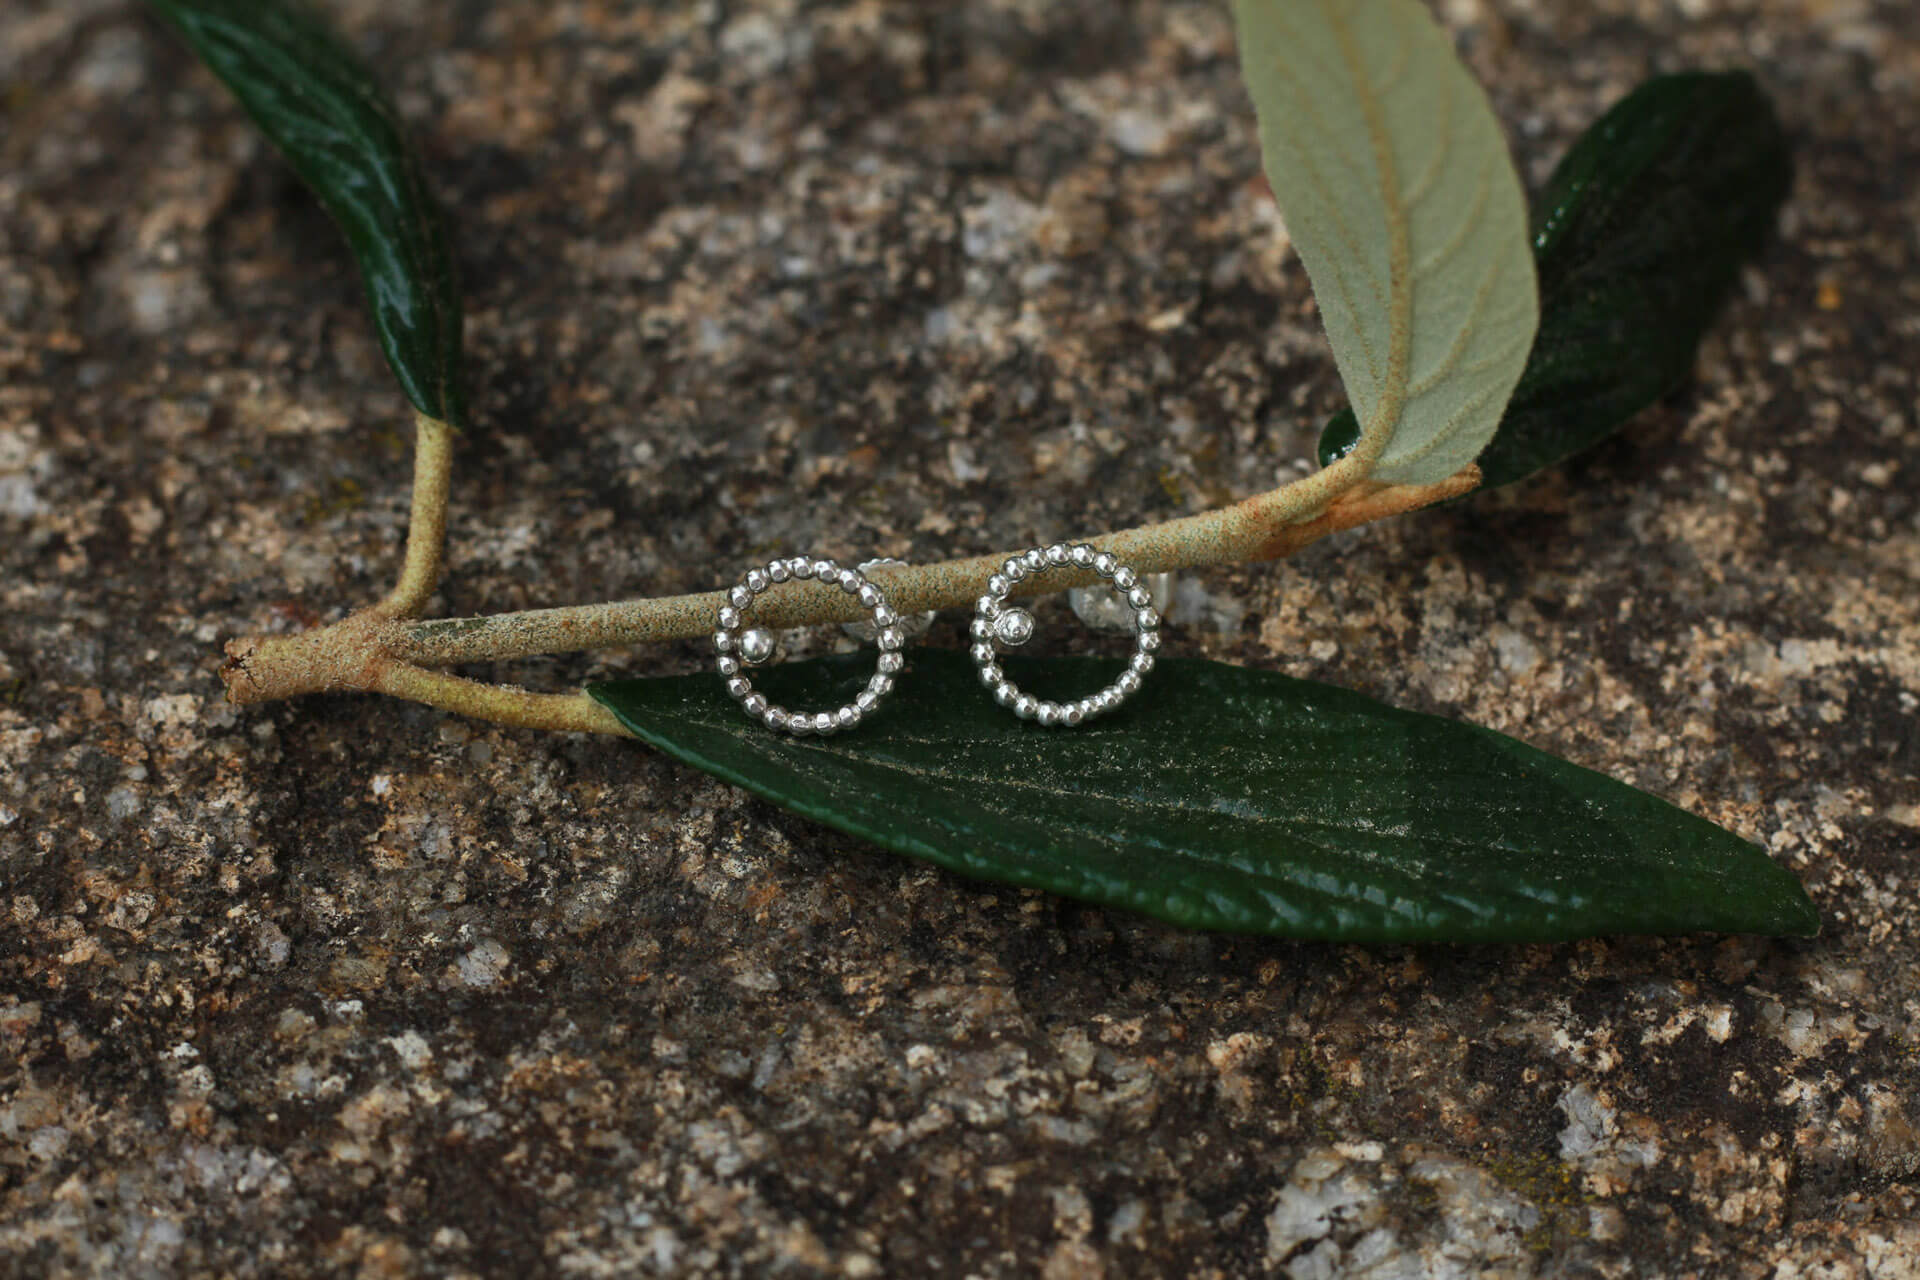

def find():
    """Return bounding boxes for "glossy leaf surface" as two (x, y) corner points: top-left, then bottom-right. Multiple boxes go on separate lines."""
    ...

(1233, 0), (1537, 486)
(1318, 72), (1791, 489)
(150, 0), (467, 427)
(591, 652), (1815, 943)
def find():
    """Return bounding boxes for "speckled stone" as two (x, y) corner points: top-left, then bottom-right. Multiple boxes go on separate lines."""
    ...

(2, 1), (1918, 1275)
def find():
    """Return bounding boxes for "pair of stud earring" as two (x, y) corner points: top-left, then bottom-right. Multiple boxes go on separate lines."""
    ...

(713, 543), (1160, 735)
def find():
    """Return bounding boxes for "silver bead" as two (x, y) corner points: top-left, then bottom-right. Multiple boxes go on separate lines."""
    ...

(837, 568), (861, 592)
(1002, 560), (1028, 581)
(1036, 702), (1061, 727)
(745, 569), (769, 593)
(978, 663), (1003, 686)
(730, 584), (754, 609)
(1021, 548), (1047, 571)
(1127, 585), (1153, 609)
(1112, 567), (1136, 591)
(789, 557), (816, 579)
(877, 627), (904, 651)
(812, 711), (834, 734)
(1092, 552), (1117, 575)
(987, 574), (1010, 597)
(1045, 543), (1070, 565)
(855, 690), (879, 714)
(971, 643), (996, 666)
(1135, 608), (1160, 631)
(858, 584), (883, 608)
(718, 605), (742, 629)
(713, 630), (735, 653)
(868, 674), (894, 697)
(992, 608), (1035, 647)
(726, 676), (751, 699)
(764, 708), (788, 731)
(810, 558), (838, 580)
(1013, 695), (1038, 720)
(995, 682), (1018, 706)
(717, 655), (741, 677)
(877, 651), (904, 675)
(1069, 544), (1094, 567)
(971, 617), (996, 642)
(1062, 703), (1085, 726)
(976, 594), (1000, 618)
(835, 706), (860, 731)
(1139, 630), (1162, 653)
(1116, 671), (1141, 696)
(871, 606), (897, 628)
(738, 628), (777, 666)
(744, 693), (768, 716)
(1130, 652), (1155, 676)
(767, 560), (791, 583)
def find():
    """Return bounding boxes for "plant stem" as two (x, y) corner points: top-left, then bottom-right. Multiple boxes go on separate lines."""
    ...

(222, 614), (631, 735)
(220, 410), (1472, 739)
(372, 663), (632, 735)
(397, 462), (1477, 667)
(373, 412), (454, 619)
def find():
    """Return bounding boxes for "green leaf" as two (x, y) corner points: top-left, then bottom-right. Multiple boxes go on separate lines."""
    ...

(1480, 71), (1790, 489)
(1232, 0), (1538, 486)
(1317, 407), (1362, 469)
(149, 0), (467, 428)
(1317, 72), (1791, 490)
(589, 652), (1816, 943)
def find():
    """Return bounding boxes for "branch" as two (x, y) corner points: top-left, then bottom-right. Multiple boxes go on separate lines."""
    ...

(221, 613), (630, 735)
(395, 462), (1479, 668)
(219, 412), (1475, 736)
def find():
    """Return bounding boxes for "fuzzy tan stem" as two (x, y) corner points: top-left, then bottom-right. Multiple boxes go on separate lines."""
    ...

(220, 448), (1475, 734)
(223, 611), (402, 705)
(221, 612), (631, 735)
(371, 664), (633, 735)
(396, 463), (1478, 667)
(372, 412), (455, 619)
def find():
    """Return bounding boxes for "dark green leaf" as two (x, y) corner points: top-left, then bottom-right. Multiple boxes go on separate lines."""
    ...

(590, 651), (1816, 943)
(150, 0), (466, 427)
(1316, 408), (1361, 469)
(1316, 71), (1790, 490)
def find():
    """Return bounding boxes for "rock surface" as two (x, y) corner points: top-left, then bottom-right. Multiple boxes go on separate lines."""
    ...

(3, 1), (1918, 1275)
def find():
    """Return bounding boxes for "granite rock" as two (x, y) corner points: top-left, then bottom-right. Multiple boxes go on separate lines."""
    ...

(3, 1), (1918, 1275)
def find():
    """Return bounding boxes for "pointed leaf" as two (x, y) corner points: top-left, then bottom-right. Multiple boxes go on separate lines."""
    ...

(1232, 0), (1538, 486)
(1479, 71), (1791, 489)
(149, 0), (467, 427)
(589, 652), (1815, 943)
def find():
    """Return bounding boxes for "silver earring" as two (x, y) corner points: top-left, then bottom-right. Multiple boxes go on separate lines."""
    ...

(970, 541), (1160, 727)
(715, 556), (907, 735)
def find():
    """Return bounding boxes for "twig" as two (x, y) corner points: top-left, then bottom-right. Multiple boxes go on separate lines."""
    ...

(221, 400), (1476, 735)
(396, 455), (1472, 668)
